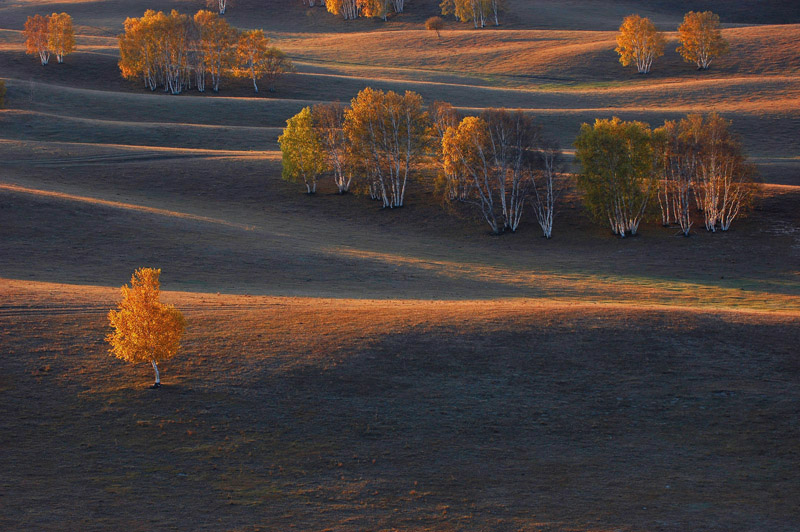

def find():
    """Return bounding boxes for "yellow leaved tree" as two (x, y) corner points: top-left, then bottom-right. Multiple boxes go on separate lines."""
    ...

(615, 14), (665, 74)
(47, 12), (75, 64)
(677, 11), (729, 70)
(106, 268), (186, 388)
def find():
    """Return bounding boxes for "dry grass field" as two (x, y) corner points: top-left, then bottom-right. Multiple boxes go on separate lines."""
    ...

(1, 0), (799, 530)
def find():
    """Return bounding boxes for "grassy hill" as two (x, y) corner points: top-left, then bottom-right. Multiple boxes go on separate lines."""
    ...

(1, 1), (799, 530)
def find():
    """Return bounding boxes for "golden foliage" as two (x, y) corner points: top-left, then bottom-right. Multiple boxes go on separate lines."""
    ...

(615, 14), (665, 74)
(47, 12), (75, 63)
(677, 11), (729, 70)
(106, 268), (186, 366)
(24, 14), (50, 64)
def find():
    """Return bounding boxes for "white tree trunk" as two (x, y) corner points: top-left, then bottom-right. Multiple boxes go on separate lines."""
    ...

(151, 360), (161, 387)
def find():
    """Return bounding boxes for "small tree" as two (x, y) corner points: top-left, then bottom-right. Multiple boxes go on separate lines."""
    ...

(24, 14), (50, 65)
(615, 14), (665, 74)
(236, 30), (270, 93)
(677, 11), (729, 70)
(575, 117), (656, 237)
(426, 16), (444, 38)
(47, 13), (75, 64)
(261, 47), (294, 92)
(279, 107), (327, 194)
(106, 268), (186, 388)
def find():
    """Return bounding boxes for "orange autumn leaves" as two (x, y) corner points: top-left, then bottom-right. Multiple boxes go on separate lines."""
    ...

(106, 268), (185, 386)
(23, 12), (75, 65)
(118, 9), (293, 94)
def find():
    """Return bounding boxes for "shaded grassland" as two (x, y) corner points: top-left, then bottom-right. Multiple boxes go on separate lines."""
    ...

(1, 0), (800, 530)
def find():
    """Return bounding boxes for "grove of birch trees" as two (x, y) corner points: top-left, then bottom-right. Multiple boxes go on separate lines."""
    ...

(575, 114), (756, 238)
(23, 12), (75, 65)
(118, 10), (293, 95)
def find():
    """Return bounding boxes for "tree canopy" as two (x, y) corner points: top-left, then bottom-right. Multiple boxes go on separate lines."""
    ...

(615, 14), (665, 74)
(677, 11), (729, 70)
(106, 268), (186, 388)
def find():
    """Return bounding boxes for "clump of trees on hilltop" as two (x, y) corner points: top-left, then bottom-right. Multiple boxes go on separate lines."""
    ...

(23, 12), (75, 65)
(616, 10), (729, 73)
(118, 10), (293, 94)
(279, 88), (757, 239)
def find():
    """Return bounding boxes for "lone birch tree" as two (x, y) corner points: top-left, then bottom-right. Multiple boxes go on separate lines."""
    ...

(106, 268), (186, 389)
(615, 14), (665, 74)
(47, 13), (75, 64)
(677, 11), (729, 70)
(24, 14), (50, 65)
(574, 117), (656, 237)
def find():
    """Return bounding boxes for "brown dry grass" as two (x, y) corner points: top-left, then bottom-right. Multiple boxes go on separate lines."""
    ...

(1, 1), (799, 530)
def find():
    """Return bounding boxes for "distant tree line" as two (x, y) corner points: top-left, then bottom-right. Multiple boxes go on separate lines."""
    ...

(23, 13), (75, 65)
(440, 0), (505, 28)
(617, 11), (729, 74)
(118, 10), (293, 95)
(280, 88), (757, 239)
(300, 0), (406, 21)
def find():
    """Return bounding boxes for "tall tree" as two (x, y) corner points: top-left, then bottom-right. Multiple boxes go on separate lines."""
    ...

(313, 102), (352, 193)
(24, 14), (50, 65)
(194, 10), (238, 92)
(236, 29), (271, 93)
(279, 107), (327, 194)
(677, 11), (729, 70)
(690, 112), (756, 232)
(47, 13), (75, 64)
(442, 116), (502, 232)
(653, 118), (699, 236)
(344, 88), (431, 208)
(441, 0), (493, 28)
(615, 14), (665, 74)
(106, 268), (186, 388)
(574, 117), (656, 237)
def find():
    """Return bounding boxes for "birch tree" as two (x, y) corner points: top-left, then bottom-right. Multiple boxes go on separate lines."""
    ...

(313, 102), (352, 193)
(528, 141), (563, 239)
(442, 116), (503, 233)
(344, 88), (431, 208)
(677, 11), (729, 70)
(326, 0), (361, 19)
(653, 119), (698, 236)
(106, 268), (186, 389)
(194, 10), (238, 92)
(691, 113), (756, 232)
(615, 15), (665, 74)
(236, 30), (271, 93)
(574, 117), (656, 237)
(430, 101), (464, 201)
(279, 107), (327, 194)
(206, 0), (231, 15)
(24, 14), (50, 65)
(47, 13), (75, 64)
